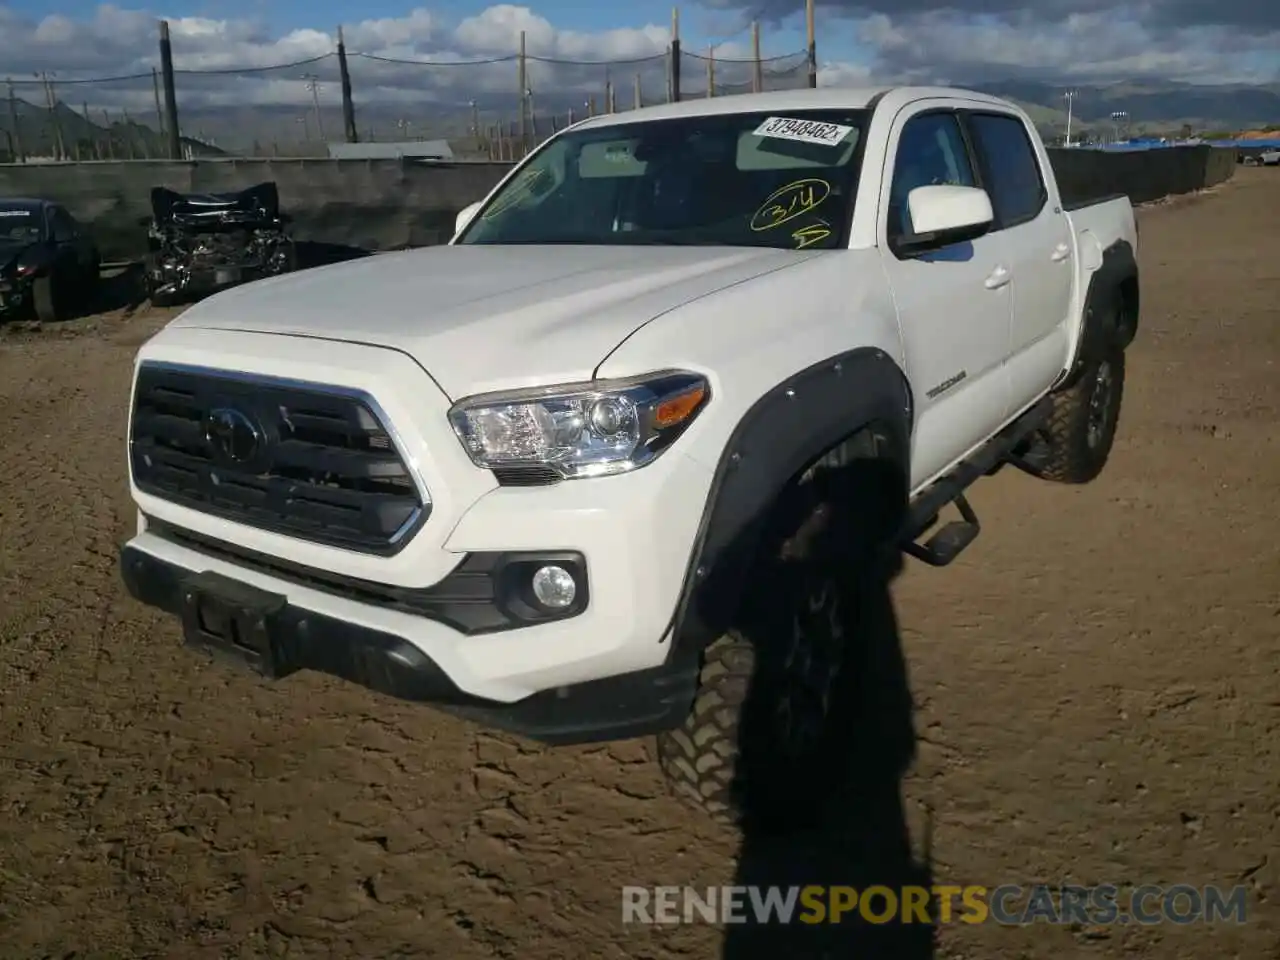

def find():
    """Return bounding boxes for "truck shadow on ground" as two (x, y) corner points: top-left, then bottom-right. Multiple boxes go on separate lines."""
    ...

(722, 469), (934, 960)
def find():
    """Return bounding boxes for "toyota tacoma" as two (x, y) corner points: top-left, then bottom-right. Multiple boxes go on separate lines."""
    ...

(120, 87), (1139, 824)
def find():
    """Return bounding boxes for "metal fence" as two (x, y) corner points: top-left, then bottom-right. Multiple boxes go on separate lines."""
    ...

(2, 19), (815, 162)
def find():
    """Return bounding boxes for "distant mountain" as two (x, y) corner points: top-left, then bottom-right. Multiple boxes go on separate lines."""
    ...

(4, 78), (1279, 160)
(144, 78), (1280, 153)
(0, 97), (224, 161)
(972, 80), (1280, 136)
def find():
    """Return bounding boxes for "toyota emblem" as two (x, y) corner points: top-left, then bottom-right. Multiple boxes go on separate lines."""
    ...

(204, 407), (264, 465)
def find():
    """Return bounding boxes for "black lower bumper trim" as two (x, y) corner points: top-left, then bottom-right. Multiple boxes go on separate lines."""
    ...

(119, 544), (697, 745)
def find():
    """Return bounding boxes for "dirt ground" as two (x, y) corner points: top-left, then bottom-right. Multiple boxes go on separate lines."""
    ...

(1, 169), (1277, 960)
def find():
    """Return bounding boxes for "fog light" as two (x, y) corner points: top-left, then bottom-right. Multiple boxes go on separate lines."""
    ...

(531, 564), (576, 609)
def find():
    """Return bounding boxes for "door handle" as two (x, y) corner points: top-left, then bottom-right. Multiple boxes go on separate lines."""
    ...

(984, 265), (1011, 290)
(1050, 242), (1071, 262)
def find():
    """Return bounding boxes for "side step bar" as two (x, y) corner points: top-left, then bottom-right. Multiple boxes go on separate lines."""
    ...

(898, 397), (1052, 567)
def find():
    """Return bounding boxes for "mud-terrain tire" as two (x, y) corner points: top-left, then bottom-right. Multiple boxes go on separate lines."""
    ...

(657, 432), (904, 830)
(1027, 346), (1126, 484)
(33, 276), (66, 323)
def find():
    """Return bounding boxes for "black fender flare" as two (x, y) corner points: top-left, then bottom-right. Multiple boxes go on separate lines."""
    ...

(666, 346), (913, 661)
(1057, 238), (1139, 392)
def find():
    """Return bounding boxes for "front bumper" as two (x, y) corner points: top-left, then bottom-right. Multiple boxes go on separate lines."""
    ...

(120, 538), (700, 745)
(123, 325), (716, 740)
(149, 261), (271, 298)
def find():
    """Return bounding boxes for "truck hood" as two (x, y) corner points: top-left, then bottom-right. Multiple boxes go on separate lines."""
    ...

(168, 244), (822, 398)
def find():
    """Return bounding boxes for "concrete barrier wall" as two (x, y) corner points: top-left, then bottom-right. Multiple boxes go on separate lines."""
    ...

(0, 146), (1237, 261)
(0, 158), (512, 262)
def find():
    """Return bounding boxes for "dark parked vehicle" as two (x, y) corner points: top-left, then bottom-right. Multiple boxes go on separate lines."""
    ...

(143, 181), (296, 306)
(0, 199), (101, 322)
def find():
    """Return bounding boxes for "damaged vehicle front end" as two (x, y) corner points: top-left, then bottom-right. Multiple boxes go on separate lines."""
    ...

(143, 181), (296, 305)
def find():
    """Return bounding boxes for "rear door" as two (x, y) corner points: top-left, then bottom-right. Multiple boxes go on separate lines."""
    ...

(877, 105), (1014, 490)
(961, 110), (1075, 409)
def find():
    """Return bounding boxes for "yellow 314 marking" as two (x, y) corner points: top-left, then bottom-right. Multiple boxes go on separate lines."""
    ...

(791, 225), (832, 249)
(750, 178), (832, 232)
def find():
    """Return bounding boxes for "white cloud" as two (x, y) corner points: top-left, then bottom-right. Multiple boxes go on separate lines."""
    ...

(834, 9), (1280, 85)
(0, 2), (810, 147)
(2, 1), (1275, 147)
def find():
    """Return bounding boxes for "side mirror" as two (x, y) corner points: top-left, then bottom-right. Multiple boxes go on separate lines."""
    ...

(454, 201), (482, 236)
(894, 185), (994, 256)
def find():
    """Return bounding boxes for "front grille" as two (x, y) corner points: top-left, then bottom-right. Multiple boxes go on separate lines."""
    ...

(129, 362), (428, 555)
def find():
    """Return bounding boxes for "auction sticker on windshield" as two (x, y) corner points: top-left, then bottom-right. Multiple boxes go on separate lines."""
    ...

(753, 116), (854, 147)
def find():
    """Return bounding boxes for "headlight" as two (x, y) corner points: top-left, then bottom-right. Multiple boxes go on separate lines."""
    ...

(448, 371), (710, 479)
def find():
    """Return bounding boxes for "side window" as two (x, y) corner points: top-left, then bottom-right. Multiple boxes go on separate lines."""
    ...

(887, 113), (976, 237)
(966, 113), (1046, 228)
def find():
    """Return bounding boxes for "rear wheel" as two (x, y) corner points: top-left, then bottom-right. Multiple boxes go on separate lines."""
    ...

(1025, 345), (1126, 484)
(657, 433), (902, 829)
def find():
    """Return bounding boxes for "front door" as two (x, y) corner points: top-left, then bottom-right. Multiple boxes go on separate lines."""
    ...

(877, 106), (1013, 491)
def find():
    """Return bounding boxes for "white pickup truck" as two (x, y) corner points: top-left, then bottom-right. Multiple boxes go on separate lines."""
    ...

(120, 86), (1139, 825)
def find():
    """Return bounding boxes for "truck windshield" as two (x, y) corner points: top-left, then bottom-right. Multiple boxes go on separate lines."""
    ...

(456, 109), (867, 251)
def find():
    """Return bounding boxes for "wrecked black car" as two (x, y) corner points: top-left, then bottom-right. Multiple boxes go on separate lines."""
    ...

(0, 199), (101, 322)
(143, 181), (296, 305)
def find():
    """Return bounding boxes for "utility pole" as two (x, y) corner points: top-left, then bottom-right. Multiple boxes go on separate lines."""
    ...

(633, 73), (642, 110)
(805, 0), (817, 88)
(81, 100), (92, 160)
(517, 30), (528, 155)
(706, 44), (715, 98)
(151, 67), (166, 138)
(1063, 89), (1077, 146)
(751, 21), (763, 93)
(337, 26), (358, 143)
(101, 107), (115, 159)
(46, 73), (67, 160)
(1110, 109), (1129, 144)
(670, 8), (681, 103)
(158, 20), (182, 159)
(302, 73), (325, 141)
(6, 79), (23, 163)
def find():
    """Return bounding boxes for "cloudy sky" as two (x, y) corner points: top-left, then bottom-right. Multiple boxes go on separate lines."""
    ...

(2, 0), (1278, 118)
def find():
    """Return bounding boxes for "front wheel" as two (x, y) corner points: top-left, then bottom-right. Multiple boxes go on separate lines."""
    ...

(32, 275), (64, 323)
(657, 448), (904, 829)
